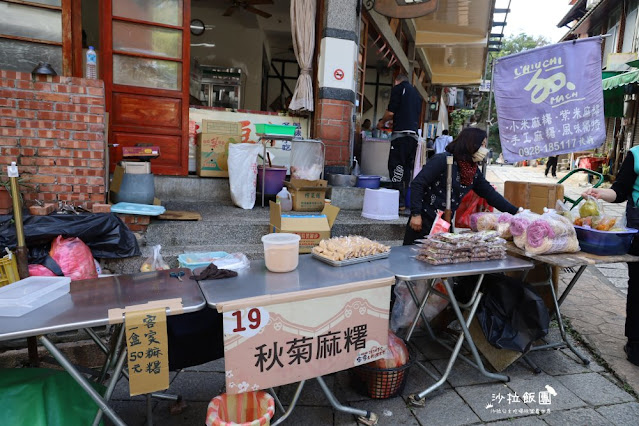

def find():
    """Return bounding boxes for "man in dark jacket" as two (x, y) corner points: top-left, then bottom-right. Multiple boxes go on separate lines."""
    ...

(379, 74), (422, 213)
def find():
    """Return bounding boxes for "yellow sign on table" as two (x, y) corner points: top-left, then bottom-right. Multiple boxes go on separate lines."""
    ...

(124, 307), (170, 396)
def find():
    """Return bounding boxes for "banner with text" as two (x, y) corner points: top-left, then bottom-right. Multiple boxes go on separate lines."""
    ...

(222, 285), (392, 394)
(494, 38), (605, 163)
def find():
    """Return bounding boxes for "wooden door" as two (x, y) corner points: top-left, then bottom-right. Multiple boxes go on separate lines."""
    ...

(101, 0), (190, 175)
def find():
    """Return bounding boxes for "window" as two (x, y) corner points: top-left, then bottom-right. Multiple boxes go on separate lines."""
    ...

(0, 0), (68, 74)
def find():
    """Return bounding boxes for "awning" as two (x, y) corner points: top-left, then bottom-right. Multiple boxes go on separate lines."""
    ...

(602, 71), (624, 118)
(602, 70), (639, 90)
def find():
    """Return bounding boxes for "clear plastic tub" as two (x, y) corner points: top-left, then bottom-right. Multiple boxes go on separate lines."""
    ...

(0, 276), (71, 317)
(574, 225), (638, 255)
(261, 233), (301, 273)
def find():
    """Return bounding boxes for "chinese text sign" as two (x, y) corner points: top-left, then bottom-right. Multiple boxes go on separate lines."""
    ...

(494, 38), (605, 163)
(222, 285), (391, 394)
(125, 307), (170, 396)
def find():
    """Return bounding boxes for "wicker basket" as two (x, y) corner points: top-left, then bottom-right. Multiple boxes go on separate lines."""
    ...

(349, 348), (414, 399)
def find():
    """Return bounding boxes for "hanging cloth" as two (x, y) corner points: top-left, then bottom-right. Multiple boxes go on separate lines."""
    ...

(288, 0), (316, 112)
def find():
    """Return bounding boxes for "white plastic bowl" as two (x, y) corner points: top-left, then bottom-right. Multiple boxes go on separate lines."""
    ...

(261, 233), (301, 273)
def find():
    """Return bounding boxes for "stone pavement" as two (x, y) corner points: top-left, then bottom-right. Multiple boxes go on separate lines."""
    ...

(103, 164), (639, 425)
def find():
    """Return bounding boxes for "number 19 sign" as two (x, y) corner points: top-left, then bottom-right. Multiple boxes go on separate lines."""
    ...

(221, 284), (392, 394)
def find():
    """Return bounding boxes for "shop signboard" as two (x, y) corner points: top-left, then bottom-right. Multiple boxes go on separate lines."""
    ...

(220, 282), (392, 394)
(494, 38), (605, 163)
(189, 108), (310, 172)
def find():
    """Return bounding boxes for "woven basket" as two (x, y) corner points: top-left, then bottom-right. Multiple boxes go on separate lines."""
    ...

(349, 348), (414, 399)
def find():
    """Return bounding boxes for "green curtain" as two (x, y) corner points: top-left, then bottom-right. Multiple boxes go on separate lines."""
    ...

(602, 71), (624, 118)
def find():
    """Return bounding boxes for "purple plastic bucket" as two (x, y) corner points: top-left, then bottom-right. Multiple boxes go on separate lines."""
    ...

(257, 166), (287, 194)
(356, 175), (381, 189)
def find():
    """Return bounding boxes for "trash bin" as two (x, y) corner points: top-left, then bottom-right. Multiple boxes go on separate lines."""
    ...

(206, 391), (275, 426)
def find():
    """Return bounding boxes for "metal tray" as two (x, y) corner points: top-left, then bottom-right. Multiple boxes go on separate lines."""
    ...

(311, 251), (390, 267)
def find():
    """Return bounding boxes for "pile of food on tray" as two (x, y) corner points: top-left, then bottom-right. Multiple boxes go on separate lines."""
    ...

(311, 236), (390, 262)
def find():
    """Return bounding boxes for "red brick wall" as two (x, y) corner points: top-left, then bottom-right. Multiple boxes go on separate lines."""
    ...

(0, 70), (106, 206)
(314, 99), (353, 168)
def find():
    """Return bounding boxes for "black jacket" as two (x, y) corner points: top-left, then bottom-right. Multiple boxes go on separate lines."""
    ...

(410, 154), (518, 220)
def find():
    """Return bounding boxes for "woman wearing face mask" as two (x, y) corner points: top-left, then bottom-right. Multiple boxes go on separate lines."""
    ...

(404, 127), (518, 245)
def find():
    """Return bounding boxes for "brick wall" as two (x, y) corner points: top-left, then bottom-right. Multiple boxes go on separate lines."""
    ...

(0, 70), (106, 206)
(116, 214), (150, 233)
(314, 99), (353, 171)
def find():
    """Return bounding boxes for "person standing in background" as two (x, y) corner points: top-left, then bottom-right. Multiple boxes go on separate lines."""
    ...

(582, 145), (639, 366)
(378, 74), (422, 213)
(434, 130), (453, 154)
(545, 155), (558, 178)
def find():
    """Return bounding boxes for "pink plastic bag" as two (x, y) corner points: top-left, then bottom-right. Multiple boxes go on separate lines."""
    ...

(50, 235), (97, 281)
(28, 264), (57, 277)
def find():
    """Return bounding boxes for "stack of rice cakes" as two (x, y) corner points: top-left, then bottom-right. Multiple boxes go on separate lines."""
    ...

(415, 231), (506, 265)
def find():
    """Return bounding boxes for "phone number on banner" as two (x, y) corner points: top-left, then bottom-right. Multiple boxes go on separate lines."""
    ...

(517, 136), (598, 157)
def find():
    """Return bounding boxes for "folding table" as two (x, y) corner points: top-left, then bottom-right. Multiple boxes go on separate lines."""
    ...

(0, 268), (205, 426)
(375, 245), (534, 406)
(507, 244), (639, 367)
(198, 255), (396, 426)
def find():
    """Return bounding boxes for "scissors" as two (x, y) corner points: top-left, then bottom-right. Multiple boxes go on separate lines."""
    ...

(170, 271), (185, 282)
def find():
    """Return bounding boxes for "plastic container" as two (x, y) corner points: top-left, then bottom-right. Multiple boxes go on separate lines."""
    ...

(85, 46), (97, 79)
(0, 276), (71, 317)
(361, 138), (391, 178)
(574, 225), (638, 255)
(356, 175), (381, 189)
(257, 166), (287, 195)
(206, 391), (275, 426)
(262, 233), (301, 273)
(254, 123), (296, 136)
(110, 202), (166, 216)
(111, 173), (155, 205)
(178, 251), (230, 270)
(276, 187), (293, 212)
(361, 188), (399, 220)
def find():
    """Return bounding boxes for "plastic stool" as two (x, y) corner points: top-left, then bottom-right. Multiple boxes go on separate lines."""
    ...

(361, 188), (399, 220)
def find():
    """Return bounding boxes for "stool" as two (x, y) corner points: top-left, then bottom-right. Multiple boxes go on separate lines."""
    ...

(361, 188), (399, 220)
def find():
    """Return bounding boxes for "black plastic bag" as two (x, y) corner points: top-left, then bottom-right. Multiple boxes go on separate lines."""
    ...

(476, 274), (550, 353)
(0, 212), (140, 263)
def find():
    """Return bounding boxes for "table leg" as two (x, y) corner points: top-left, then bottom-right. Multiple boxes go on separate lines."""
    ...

(270, 381), (306, 426)
(405, 279), (434, 342)
(557, 265), (587, 307)
(315, 376), (377, 425)
(92, 344), (128, 426)
(146, 394), (153, 426)
(39, 335), (126, 426)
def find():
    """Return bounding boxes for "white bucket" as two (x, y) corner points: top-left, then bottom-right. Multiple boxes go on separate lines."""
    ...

(261, 233), (301, 273)
(361, 188), (399, 220)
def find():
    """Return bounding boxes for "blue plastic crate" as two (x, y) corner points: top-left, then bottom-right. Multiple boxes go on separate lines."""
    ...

(178, 251), (230, 271)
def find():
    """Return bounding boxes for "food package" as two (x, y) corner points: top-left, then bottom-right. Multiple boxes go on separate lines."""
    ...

(510, 210), (541, 249)
(525, 212), (580, 255)
(140, 244), (170, 272)
(370, 330), (408, 369)
(414, 231), (506, 265)
(311, 236), (389, 261)
(578, 196), (603, 218)
(497, 213), (514, 240)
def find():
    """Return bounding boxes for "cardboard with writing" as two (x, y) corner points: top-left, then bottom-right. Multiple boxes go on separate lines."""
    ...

(222, 283), (392, 393)
(269, 201), (339, 253)
(284, 179), (329, 211)
(504, 181), (564, 214)
(124, 307), (170, 396)
(197, 120), (242, 177)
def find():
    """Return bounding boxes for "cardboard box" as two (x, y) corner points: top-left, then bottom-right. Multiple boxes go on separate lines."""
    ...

(122, 146), (160, 158)
(504, 181), (564, 214)
(269, 201), (340, 253)
(284, 179), (329, 211)
(122, 161), (151, 174)
(197, 120), (242, 177)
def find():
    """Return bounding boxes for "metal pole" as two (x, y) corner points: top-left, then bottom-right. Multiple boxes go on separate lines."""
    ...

(443, 155), (453, 223)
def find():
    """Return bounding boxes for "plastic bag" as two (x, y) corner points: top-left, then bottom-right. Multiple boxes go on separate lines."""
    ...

(429, 210), (451, 234)
(228, 143), (262, 209)
(578, 196), (604, 218)
(140, 244), (170, 272)
(390, 280), (449, 332)
(28, 264), (57, 277)
(477, 274), (550, 353)
(290, 140), (323, 180)
(455, 190), (494, 229)
(370, 330), (409, 368)
(49, 235), (98, 281)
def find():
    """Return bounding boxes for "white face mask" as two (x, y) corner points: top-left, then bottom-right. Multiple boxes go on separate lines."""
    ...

(472, 147), (490, 163)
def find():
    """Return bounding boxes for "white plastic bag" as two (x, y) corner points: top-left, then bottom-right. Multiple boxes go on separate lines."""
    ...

(390, 280), (449, 332)
(228, 143), (262, 209)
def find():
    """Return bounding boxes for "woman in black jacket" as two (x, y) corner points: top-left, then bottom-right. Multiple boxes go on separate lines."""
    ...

(405, 127), (518, 245)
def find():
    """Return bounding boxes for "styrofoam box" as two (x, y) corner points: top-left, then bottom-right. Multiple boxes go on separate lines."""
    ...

(0, 276), (71, 317)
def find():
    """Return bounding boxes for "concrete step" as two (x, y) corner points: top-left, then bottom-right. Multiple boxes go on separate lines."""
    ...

(102, 200), (407, 274)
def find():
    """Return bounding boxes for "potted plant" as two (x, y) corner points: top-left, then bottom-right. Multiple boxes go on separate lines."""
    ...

(0, 176), (30, 215)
